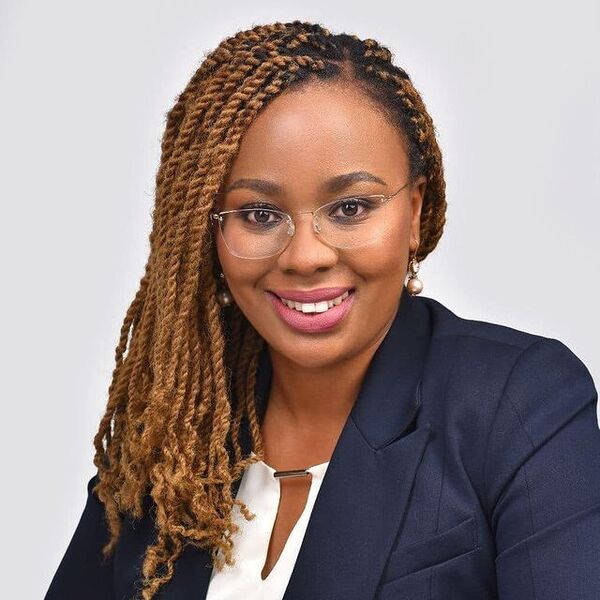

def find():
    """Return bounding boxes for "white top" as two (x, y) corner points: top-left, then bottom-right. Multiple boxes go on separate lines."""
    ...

(206, 451), (330, 600)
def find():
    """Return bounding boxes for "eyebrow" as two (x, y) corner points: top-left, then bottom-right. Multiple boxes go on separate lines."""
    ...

(223, 170), (388, 196)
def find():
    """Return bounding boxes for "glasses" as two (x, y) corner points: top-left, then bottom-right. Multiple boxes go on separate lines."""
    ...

(210, 179), (412, 260)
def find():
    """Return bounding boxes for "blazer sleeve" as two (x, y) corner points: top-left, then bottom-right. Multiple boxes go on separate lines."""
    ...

(45, 473), (114, 600)
(484, 337), (600, 599)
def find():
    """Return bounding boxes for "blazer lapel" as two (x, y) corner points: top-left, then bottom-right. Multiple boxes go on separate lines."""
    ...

(148, 287), (433, 599)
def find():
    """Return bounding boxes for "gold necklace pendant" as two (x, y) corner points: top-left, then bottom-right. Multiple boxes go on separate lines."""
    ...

(273, 469), (311, 479)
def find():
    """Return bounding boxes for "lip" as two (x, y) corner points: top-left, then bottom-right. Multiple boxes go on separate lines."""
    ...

(265, 289), (355, 333)
(268, 287), (354, 303)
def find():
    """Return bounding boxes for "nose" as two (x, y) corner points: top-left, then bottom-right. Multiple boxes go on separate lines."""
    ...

(275, 211), (338, 274)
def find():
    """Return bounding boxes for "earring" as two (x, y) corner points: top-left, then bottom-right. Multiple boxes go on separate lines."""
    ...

(406, 243), (423, 296)
(216, 271), (233, 307)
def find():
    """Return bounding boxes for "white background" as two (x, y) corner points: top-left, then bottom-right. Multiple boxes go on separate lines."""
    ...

(1, 1), (598, 597)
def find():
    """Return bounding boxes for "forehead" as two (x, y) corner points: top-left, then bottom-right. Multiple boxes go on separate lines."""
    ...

(226, 82), (408, 185)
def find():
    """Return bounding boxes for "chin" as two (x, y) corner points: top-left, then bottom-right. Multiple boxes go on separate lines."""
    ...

(269, 334), (358, 368)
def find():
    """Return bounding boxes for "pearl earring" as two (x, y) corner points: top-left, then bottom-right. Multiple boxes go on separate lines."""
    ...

(216, 271), (233, 307)
(406, 244), (423, 296)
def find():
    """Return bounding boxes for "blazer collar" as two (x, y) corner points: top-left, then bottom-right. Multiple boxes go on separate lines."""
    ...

(133, 286), (434, 599)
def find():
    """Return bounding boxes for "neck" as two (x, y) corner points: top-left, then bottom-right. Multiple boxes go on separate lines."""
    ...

(263, 311), (396, 434)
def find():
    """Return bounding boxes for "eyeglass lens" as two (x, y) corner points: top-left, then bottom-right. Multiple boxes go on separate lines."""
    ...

(217, 195), (399, 259)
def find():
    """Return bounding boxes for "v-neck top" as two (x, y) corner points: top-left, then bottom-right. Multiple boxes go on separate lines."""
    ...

(206, 451), (330, 600)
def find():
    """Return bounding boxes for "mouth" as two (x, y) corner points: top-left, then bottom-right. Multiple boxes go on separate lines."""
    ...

(270, 288), (355, 313)
(265, 289), (356, 333)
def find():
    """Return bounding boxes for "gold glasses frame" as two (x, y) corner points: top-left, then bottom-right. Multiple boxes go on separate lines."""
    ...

(210, 179), (412, 260)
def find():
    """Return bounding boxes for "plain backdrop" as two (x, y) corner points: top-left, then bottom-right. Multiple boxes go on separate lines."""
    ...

(1, 1), (598, 598)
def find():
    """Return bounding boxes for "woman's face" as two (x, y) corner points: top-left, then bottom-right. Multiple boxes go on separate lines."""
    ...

(214, 82), (427, 369)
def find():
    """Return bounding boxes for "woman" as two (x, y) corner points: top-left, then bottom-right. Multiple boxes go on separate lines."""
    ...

(45, 20), (600, 600)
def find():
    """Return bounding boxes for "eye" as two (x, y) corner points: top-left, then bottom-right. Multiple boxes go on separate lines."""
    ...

(328, 197), (377, 220)
(239, 201), (284, 226)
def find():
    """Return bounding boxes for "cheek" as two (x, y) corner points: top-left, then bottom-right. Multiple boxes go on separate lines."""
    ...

(216, 239), (269, 306)
(347, 218), (411, 282)
(346, 244), (408, 284)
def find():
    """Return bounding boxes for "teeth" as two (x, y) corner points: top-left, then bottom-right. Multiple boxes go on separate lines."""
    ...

(280, 290), (351, 313)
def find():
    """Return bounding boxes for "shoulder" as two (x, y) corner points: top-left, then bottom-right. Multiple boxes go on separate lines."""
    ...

(419, 293), (544, 350)
(417, 293), (595, 383)
(416, 295), (600, 512)
(416, 293), (598, 443)
(87, 473), (100, 496)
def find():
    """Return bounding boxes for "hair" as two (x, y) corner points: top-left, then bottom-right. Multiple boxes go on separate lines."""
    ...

(91, 20), (446, 599)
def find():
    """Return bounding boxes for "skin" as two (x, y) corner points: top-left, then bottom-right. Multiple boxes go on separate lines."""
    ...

(214, 81), (427, 469)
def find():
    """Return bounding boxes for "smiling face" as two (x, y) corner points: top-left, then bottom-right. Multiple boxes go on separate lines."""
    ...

(214, 81), (427, 369)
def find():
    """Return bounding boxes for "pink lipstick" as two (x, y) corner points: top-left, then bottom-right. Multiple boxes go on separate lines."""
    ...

(265, 288), (355, 333)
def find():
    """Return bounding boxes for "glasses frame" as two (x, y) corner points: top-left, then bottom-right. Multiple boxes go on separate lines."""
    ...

(210, 179), (412, 260)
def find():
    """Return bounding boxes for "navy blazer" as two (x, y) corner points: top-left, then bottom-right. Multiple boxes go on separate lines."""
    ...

(45, 289), (600, 599)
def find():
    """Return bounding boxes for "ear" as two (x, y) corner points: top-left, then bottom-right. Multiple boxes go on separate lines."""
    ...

(409, 175), (427, 253)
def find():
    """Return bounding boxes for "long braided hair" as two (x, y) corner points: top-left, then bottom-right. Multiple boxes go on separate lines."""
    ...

(92, 20), (446, 599)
